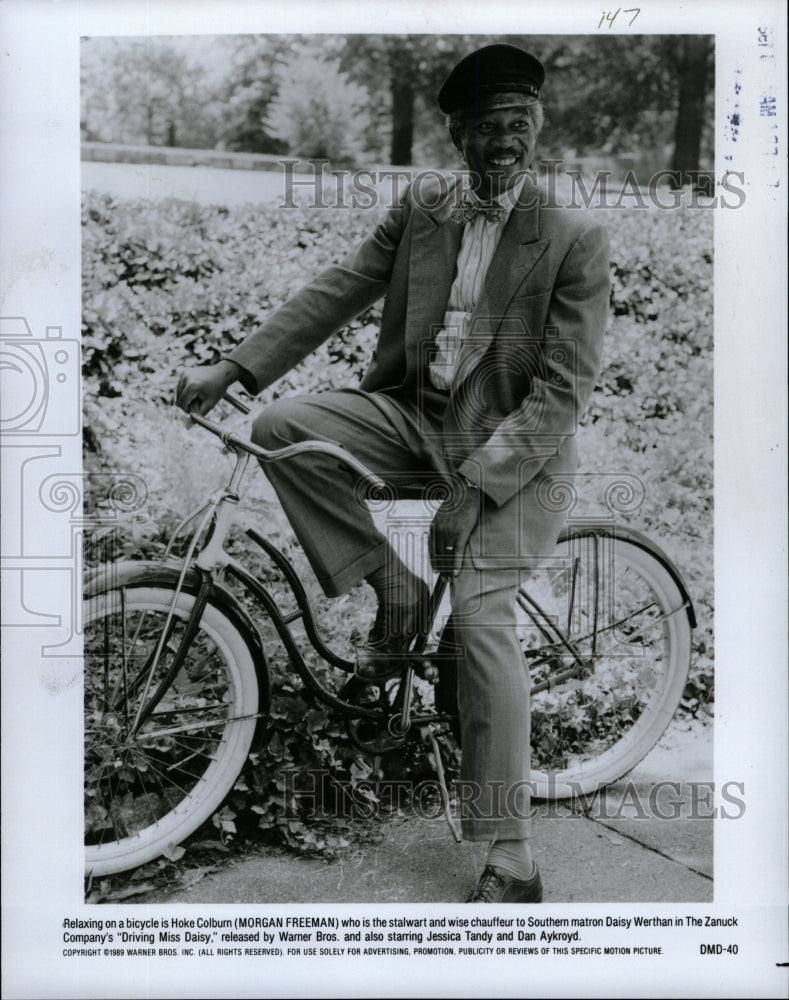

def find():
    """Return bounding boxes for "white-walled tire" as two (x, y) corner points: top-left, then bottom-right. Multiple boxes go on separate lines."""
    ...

(525, 535), (693, 798)
(84, 584), (260, 876)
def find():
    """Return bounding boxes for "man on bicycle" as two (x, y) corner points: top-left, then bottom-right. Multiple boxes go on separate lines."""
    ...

(176, 42), (610, 903)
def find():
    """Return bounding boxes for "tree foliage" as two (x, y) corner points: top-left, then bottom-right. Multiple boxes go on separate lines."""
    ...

(338, 34), (483, 164)
(81, 37), (216, 148)
(263, 54), (372, 161)
(211, 35), (301, 154)
(81, 33), (713, 170)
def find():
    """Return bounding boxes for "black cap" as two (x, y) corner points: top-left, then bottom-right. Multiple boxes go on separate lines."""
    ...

(437, 43), (545, 114)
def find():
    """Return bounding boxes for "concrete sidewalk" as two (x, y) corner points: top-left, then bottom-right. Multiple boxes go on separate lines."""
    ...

(138, 720), (713, 905)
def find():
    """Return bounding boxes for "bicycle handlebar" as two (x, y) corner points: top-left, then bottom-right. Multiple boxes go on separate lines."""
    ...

(223, 391), (251, 416)
(187, 394), (387, 491)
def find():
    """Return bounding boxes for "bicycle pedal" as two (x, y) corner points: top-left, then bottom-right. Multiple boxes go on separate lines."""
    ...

(410, 656), (439, 684)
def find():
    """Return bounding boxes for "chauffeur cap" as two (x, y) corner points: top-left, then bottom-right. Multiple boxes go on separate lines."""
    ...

(437, 43), (545, 114)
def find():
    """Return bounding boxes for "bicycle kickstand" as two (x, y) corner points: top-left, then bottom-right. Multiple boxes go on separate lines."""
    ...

(419, 726), (462, 844)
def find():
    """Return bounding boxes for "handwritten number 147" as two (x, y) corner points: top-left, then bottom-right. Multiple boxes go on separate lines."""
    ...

(599, 8), (641, 28)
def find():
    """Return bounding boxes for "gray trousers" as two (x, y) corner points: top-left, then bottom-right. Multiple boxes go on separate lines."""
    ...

(252, 387), (562, 841)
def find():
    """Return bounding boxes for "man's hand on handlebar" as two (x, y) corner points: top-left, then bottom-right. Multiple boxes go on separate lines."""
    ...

(176, 360), (245, 416)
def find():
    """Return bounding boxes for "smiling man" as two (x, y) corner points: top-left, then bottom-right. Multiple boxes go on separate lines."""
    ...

(177, 43), (610, 903)
(444, 46), (544, 199)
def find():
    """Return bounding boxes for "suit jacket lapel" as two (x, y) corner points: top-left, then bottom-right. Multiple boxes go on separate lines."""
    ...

(405, 181), (464, 375)
(453, 180), (550, 389)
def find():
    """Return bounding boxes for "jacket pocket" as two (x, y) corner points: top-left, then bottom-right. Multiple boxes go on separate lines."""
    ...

(509, 286), (553, 303)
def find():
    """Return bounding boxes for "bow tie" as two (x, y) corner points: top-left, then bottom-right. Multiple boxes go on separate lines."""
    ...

(450, 196), (508, 226)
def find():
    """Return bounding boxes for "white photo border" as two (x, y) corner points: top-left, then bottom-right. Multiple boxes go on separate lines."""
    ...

(1, 1), (787, 998)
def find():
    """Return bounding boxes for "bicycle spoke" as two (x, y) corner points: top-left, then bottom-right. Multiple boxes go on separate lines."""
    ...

(120, 587), (130, 727)
(136, 750), (210, 789)
(103, 609), (111, 709)
(521, 535), (691, 793)
(137, 716), (233, 738)
(84, 580), (261, 873)
(88, 749), (160, 844)
(87, 739), (215, 843)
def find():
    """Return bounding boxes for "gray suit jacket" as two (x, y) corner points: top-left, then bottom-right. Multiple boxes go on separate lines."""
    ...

(230, 174), (610, 522)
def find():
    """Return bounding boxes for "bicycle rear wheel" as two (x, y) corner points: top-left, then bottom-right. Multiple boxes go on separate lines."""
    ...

(84, 582), (262, 876)
(523, 533), (693, 798)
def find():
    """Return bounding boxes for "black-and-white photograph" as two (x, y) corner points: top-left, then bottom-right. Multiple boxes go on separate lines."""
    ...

(80, 28), (716, 905)
(1, 2), (786, 998)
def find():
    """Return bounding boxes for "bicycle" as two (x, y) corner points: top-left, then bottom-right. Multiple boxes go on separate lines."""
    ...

(83, 395), (695, 877)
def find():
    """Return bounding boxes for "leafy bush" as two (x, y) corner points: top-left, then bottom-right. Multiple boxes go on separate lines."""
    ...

(82, 189), (714, 869)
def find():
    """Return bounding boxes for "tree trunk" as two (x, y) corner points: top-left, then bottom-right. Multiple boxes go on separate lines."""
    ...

(390, 73), (415, 165)
(671, 36), (712, 186)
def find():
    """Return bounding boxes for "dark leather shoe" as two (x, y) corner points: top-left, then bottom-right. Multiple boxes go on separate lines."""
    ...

(467, 865), (543, 903)
(354, 597), (426, 682)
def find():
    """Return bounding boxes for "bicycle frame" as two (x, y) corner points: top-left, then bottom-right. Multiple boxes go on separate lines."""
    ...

(138, 441), (453, 736)
(120, 397), (696, 745)
(84, 398), (699, 874)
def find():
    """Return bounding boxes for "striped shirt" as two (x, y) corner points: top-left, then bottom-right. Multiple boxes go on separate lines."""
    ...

(429, 178), (525, 391)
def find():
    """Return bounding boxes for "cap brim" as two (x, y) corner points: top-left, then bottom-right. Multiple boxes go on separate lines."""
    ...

(453, 90), (540, 113)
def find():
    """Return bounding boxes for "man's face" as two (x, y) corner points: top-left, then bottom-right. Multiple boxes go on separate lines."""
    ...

(459, 105), (538, 198)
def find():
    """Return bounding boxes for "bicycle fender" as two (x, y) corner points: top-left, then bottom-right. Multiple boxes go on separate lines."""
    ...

(84, 560), (272, 740)
(85, 558), (201, 597)
(558, 524), (697, 629)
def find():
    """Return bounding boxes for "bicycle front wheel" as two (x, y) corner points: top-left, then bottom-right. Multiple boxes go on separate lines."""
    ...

(84, 582), (263, 876)
(522, 533), (693, 798)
